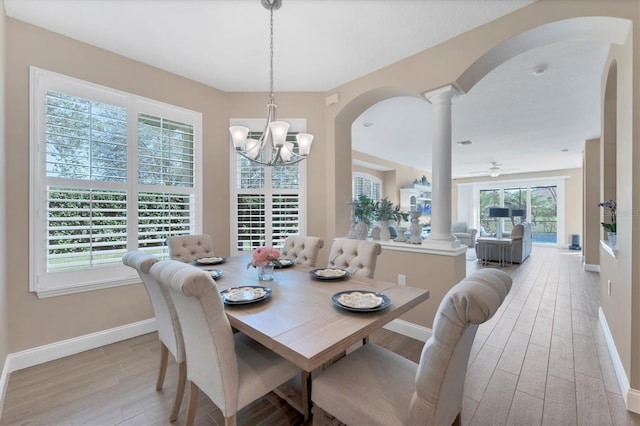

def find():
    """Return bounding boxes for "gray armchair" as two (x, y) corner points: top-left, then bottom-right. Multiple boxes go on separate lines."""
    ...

(452, 222), (478, 247)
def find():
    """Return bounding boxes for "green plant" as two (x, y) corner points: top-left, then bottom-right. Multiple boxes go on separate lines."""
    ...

(354, 194), (377, 225)
(598, 200), (616, 233)
(375, 197), (409, 223)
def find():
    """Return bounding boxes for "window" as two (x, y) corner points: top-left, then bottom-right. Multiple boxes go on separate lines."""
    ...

(474, 178), (564, 245)
(30, 67), (202, 297)
(230, 119), (307, 254)
(352, 172), (381, 202)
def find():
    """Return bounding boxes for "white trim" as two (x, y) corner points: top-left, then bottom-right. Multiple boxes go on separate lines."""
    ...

(383, 319), (432, 342)
(601, 240), (617, 258)
(3, 318), (156, 374)
(584, 263), (601, 272)
(0, 318), (157, 420)
(598, 308), (640, 413)
(0, 359), (9, 422)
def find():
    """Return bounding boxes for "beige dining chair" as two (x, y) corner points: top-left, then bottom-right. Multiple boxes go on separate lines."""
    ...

(167, 234), (215, 263)
(311, 269), (512, 426)
(281, 235), (324, 267)
(149, 259), (305, 426)
(326, 239), (382, 278)
(122, 251), (186, 423)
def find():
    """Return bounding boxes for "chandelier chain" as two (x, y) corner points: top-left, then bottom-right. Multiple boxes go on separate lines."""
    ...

(269, 3), (274, 99)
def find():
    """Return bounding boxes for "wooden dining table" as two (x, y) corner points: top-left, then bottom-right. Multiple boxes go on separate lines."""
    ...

(195, 254), (430, 418)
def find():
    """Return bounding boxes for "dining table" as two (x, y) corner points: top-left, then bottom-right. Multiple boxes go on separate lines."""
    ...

(193, 253), (430, 418)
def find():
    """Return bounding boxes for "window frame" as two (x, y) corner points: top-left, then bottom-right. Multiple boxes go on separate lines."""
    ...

(352, 172), (382, 202)
(30, 67), (203, 298)
(229, 118), (308, 255)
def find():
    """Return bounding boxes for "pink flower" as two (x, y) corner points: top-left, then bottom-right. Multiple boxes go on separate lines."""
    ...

(248, 246), (281, 268)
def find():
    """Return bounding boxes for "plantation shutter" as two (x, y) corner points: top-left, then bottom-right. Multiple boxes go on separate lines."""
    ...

(232, 129), (304, 253)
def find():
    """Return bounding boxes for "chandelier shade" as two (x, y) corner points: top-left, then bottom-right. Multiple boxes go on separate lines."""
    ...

(229, 0), (313, 167)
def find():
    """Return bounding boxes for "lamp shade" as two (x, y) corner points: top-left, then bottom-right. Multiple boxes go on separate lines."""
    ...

(511, 209), (526, 217)
(488, 207), (511, 218)
(229, 126), (249, 150)
(269, 121), (290, 147)
(296, 133), (314, 156)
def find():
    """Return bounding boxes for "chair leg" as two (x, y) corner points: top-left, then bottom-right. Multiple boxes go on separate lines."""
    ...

(185, 381), (199, 426)
(452, 412), (462, 426)
(169, 361), (187, 422)
(156, 342), (169, 391)
(301, 371), (311, 421)
(312, 404), (327, 426)
(224, 414), (237, 426)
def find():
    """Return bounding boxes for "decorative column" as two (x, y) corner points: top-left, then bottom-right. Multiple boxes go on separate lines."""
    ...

(424, 85), (460, 250)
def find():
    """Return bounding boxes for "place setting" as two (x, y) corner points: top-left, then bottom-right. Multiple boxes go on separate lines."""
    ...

(220, 286), (272, 305)
(274, 258), (295, 269)
(309, 268), (350, 281)
(194, 256), (227, 265)
(331, 290), (391, 312)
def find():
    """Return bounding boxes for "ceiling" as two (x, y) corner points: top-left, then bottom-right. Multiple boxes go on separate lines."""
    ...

(5, 0), (617, 179)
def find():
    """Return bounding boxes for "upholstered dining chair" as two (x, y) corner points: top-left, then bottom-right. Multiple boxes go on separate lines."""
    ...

(326, 239), (382, 278)
(149, 259), (305, 426)
(122, 251), (186, 423)
(311, 269), (512, 426)
(281, 235), (325, 267)
(167, 234), (215, 263)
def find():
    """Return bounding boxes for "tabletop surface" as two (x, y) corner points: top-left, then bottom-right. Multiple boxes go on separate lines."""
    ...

(195, 254), (430, 371)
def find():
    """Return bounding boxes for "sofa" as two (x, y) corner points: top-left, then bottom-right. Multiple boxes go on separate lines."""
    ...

(452, 221), (478, 247)
(475, 222), (532, 264)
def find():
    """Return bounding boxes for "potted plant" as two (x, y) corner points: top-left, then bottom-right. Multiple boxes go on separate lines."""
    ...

(598, 199), (616, 246)
(354, 194), (376, 239)
(374, 197), (409, 241)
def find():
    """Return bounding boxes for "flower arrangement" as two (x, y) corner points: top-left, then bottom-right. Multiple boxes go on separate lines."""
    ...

(597, 200), (616, 233)
(247, 246), (281, 268)
(354, 194), (377, 225)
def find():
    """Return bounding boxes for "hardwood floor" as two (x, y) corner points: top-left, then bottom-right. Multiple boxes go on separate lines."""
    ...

(2, 246), (640, 425)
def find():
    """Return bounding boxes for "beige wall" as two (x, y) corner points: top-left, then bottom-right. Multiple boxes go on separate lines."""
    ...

(584, 139), (600, 267)
(0, 0), (8, 383)
(453, 168), (584, 245)
(352, 150), (432, 207)
(599, 26), (637, 387)
(5, 18), (227, 352)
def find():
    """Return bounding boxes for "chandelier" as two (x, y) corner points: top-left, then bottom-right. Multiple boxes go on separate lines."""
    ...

(229, 0), (314, 167)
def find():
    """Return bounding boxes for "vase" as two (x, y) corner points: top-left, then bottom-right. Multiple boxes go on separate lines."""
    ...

(257, 263), (275, 281)
(354, 221), (368, 240)
(379, 220), (391, 241)
(347, 201), (357, 238)
(607, 231), (617, 248)
(407, 210), (423, 244)
(371, 225), (381, 240)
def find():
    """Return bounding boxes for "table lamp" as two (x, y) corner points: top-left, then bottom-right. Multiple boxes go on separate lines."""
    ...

(488, 207), (511, 239)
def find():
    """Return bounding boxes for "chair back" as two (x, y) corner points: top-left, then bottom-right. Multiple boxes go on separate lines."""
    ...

(150, 259), (240, 414)
(122, 251), (185, 363)
(327, 239), (382, 278)
(167, 234), (215, 263)
(409, 269), (511, 425)
(281, 235), (324, 267)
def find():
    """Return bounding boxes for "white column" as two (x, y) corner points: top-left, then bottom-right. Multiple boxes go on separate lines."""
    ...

(424, 85), (460, 250)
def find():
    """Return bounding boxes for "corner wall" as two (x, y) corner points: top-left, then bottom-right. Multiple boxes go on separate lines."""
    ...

(0, 0), (8, 416)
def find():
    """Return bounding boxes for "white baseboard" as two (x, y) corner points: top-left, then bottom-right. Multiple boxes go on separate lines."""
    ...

(584, 263), (600, 272)
(599, 308), (640, 414)
(0, 317), (157, 420)
(384, 319), (432, 342)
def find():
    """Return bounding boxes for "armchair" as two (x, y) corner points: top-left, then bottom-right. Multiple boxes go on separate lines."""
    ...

(452, 222), (478, 247)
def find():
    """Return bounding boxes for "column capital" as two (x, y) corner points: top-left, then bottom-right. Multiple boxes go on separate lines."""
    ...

(423, 84), (462, 103)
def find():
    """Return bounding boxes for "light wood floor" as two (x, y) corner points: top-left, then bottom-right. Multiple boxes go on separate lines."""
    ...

(2, 246), (640, 425)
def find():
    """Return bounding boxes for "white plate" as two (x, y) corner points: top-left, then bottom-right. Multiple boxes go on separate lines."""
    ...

(195, 256), (226, 265)
(313, 268), (347, 278)
(337, 291), (383, 309)
(222, 286), (268, 303)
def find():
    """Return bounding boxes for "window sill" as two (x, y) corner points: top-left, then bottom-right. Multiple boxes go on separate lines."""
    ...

(600, 240), (617, 258)
(33, 276), (141, 299)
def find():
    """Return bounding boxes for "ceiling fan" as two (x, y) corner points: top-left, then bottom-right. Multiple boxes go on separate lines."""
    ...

(469, 162), (504, 177)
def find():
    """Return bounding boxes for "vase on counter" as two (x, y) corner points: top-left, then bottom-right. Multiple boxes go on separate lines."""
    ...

(257, 263), (275, 281)
(379, 220), (391, 241)
(354, 221), (368, 240)
(607, 231), (617, 248)
(407, 210), (423, 244)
